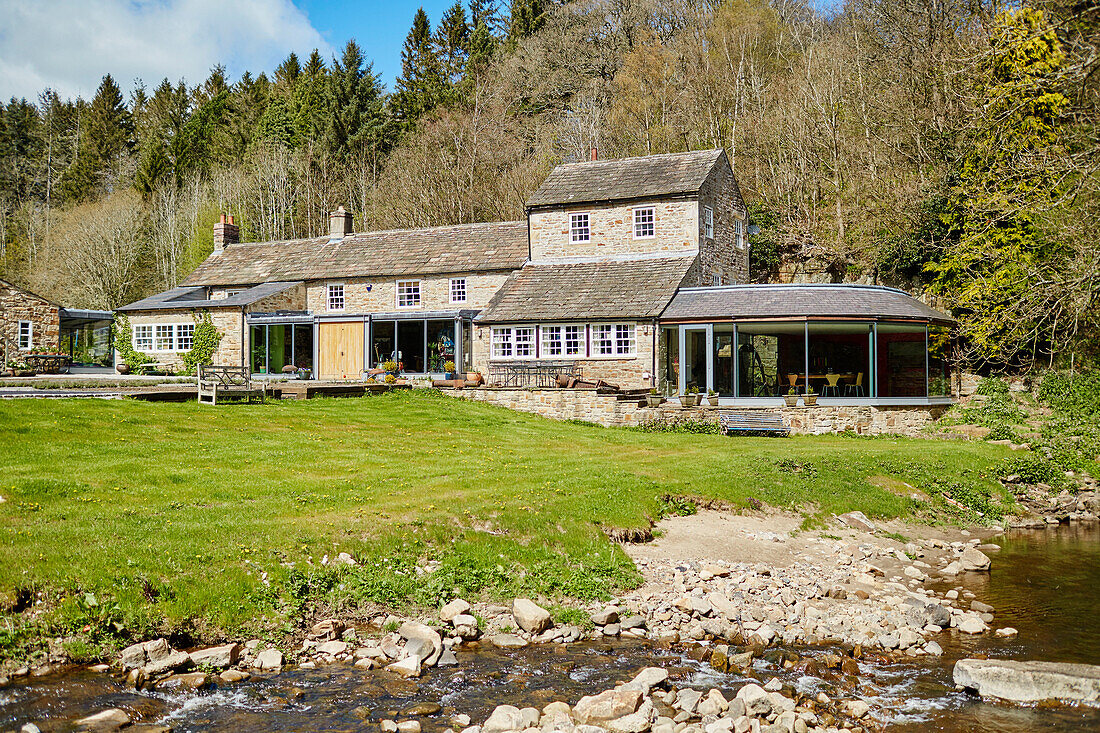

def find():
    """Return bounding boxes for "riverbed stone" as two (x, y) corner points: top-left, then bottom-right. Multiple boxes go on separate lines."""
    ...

(387, 656), (421, 678)
(253, 649), (283, 670)
(396, 720), (421, 733)
(960, 547), (992, 571)
(220, 669), (251, 684)
(675, 688), (703, 714)
(573, 689), (644, 724)
(482, 704), (524, 733)
(452, 614), (480, 639)
(953, 658), (1100, 703)
(512, 598), (552, 633)
(310, 619), (345, 640)
(956, 616), (987, 634)
(592, 607), (620, 625)
(488, 633), (527, 648)
(143, 650), (192, 676)
(75, 708), (130, 730)
(440, 599), (471, 623)
(189, 643), (240, 669)
(736, 684), (771, 716)
(315, 640), (348, 657)
(399, 622), (443, 666)
(155, 672), (211, 691)
(622, 667), (669, 695)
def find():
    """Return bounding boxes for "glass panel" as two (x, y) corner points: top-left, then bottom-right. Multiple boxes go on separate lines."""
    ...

(397, 320), (426, 373)
(685, 329), (707, 392)
(371, 320), (396, 367)
(736, 322), (806, 397)
(464, 321), (474, 370)
(250, 325), (267, 373)
(807, 322), (872, 397)
(662, 328), (679, 395)
(265, 325), (289, 374)
(64, 321), (113, 366)
(928, 325), (952, 397)
(713, 326), (735, 396)
(877, 323), (927, 397)
(427, 320), (457, 372)
(294, 324), (313, 373)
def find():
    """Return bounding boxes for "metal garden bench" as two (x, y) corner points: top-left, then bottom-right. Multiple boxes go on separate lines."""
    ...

(719, 411), (791, 437)
(197, 365), (266, 405)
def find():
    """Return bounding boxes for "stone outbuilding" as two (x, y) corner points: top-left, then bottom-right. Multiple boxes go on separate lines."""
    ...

(1, 278), (61, 362)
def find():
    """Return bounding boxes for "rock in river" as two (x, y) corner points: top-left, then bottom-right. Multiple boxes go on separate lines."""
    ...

(953, 659), (1100, 704)
(512, 598), (552, 633)
(959, 547), (992, 571)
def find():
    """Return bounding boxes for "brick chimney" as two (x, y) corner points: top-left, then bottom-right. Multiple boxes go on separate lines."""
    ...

(213, 214), (238, 254)
(329, 206), (353, 241)
(590, 147), (598, 161)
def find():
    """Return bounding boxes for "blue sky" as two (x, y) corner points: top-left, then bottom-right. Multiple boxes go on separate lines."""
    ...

(0, 0), (846, 101)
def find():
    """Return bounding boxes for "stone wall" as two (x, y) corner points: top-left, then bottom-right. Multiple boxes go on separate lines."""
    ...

(121, 308), (244, 370)
(0, 281), (60, 359)
(305, 272), (511, 314)
(529, 199), (698, 260)
(470, 322), (657, 390)
(451, 386), (948, 436)
(697, 163), (749, 285)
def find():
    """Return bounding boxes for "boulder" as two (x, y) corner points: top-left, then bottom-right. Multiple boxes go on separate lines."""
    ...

(836, 511), (876, 532)
(675, 688), (702, 713)
(399, 622), (442, 666)
(397, 721), (421, 733)
(482, 705), (524, 733)
(452, 614), (480, 639)
(310, 619), (345, 641)
(591, 607), (620, 626)
(736, 683), (772, 716)
(573, 689), (644, 724)
(144, 650), (192, 676)
(387, 657), (421, 678)
(220, 669), (251, 684)
(189, 643), (240, 669)
(622, 667), (669, 695)
(155, 672), (212, 691)
(959, 547), (992, 572)
(953, 659), (1100, 704)
(75, 708), (130, 730)
(844, 700), (870, 718)
(488, 633), (527, 648)
(512, 598), (552, 634)
(956, 616), (987, 634)
(253, 649), (283, 670)
(607, 699), (655, 733)
(315, 640), (348, 657)
(440, 599), (471, 623)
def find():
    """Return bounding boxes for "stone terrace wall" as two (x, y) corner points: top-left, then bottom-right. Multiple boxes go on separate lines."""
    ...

(450, 387), (948, 437)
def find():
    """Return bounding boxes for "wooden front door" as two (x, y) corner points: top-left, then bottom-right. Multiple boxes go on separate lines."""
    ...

(319, 321), (364, 380)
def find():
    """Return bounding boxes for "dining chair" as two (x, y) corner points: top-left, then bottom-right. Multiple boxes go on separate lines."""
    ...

(823, 373), (841, 396)
(845, 372), (865, 396)
(786, 373), (800, 393)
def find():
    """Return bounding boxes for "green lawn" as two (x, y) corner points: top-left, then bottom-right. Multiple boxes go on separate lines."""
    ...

(0, 391), (1014, 661)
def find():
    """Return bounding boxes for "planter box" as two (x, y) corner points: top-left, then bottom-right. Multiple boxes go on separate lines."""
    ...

(646, 395), (663, 408)
(804, 394), (818, 406)
(784, 395), (800, 407)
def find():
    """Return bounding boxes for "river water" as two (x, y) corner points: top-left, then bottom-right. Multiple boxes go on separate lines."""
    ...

(2, 524), (1098, 732)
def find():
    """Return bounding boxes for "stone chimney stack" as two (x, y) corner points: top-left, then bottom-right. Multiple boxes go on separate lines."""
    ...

(329, 206), (353, 241)
(213, 214), (238, 254)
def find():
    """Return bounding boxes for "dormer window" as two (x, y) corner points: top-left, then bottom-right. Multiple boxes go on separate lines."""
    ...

(704, 206), (714, 239)
(570, 213), (590, 242)
(633, 206), (655, 239)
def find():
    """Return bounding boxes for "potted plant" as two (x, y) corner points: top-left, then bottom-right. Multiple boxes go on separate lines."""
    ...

(646, 388), (663, 408)
(384, 373), (397, 385)
(783, 387), (800, 407)
(803, 385), (818, 406)
(679, 388), (695, 408)
(444, 360), (457, 380)
(707, 389), (719, 406)
(382, 360), (399, 377)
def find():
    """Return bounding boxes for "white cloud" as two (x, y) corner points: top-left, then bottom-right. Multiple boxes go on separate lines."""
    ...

(0, 0), (333, 101)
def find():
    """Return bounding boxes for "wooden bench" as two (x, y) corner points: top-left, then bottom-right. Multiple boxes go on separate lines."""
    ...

(197, 365), (266, 405)
(719, 411), (790, 436)
(133, 361), (174, 375)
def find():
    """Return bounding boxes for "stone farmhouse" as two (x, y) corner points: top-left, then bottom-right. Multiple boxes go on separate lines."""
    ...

(1, 279), (114, 368)
(118, 149), (955, 415)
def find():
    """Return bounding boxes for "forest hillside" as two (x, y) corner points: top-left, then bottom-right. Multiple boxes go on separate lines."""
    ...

(0, 0), (1097, 369)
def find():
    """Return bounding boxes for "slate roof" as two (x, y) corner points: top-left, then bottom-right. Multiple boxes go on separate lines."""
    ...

(476, 255), (697, 323)
(661, 285), (955, 324)
(118, 281), (302, 312)
(180, 221), (529, 287)
(526, 149), (725, 209)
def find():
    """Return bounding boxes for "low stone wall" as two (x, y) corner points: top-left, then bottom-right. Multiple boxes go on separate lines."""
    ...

(451, 387), (949, 436)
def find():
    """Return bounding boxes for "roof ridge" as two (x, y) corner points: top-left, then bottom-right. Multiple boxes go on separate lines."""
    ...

(550, 148), (722, 170)
(225, 219), (526, 249)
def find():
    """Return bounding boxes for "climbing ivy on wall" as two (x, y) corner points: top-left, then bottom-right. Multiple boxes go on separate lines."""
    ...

(111, 314), (151, 369)
(181, 311), (222, 374)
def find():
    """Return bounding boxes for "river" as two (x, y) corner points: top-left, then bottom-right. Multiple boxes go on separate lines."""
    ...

(2, 524), (1098, 732)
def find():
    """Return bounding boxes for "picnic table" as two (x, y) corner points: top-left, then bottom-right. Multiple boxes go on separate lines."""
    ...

(23, 354), (72, 374)
(488, 361), (582, 388)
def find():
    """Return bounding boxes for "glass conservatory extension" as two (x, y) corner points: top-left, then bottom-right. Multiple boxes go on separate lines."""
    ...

(659, 285), (955, 405)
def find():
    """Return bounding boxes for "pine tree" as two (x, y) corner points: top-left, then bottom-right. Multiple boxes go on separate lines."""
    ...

(435, 1), (471, 86)
(255, 94), (297, 147)
(324, 40), (386, 161)
(294, 50), (329, 145)
(274, 53), (302, 90)
(392, 8), (447, 128)
(60, 74), (133, 201)
(508, 0), (547, 42)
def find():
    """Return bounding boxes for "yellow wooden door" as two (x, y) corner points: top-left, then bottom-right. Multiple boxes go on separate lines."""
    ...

(319, 322), (364, 380)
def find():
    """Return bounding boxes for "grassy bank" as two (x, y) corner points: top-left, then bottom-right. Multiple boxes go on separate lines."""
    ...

(0, 391), (1014, 663)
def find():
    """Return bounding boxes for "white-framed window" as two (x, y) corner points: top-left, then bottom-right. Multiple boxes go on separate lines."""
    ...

(449, 277), (467, 304)
(735, 219), (745, 249)
(592, 323), (636, 357)
(570, 213), (590, 242)
(155, 325), (175, 351)
(226, 289), (245, 298)
(704, 205), (714, 238)
(176, 323), (195, 351)
(541, 324), (585, 357)
(492, 327), (536, 359)
(633, 206), (655, 239)
(133, 325), (153, 351)
(327, 283), (345, 311)
(397, 280), (421, 308)
(17, 320), (32, 350)
(714, 274), (725, 286)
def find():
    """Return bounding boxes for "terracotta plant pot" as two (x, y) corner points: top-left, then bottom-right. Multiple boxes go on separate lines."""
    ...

(646, 395), (663, 408)
(783, 395), (799, 407)
(116, 363), (131, 375)
(804, 394), (818, 406)
(707, 395), (719, 406)
(679, 395), (695, 408)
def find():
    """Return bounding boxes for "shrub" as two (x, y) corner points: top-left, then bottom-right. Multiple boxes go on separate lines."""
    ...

(975, 376), (1011, 397)
(986, 424), (1017, 442)
(636, 418), (722, 434)
(1002, 454), (1062, 486)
